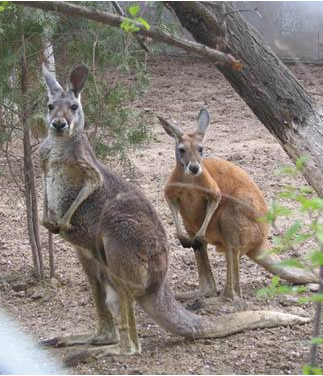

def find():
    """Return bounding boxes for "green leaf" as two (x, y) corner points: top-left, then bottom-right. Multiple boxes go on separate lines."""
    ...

(311, 337), (323, 345)
(292, 285), (308, 293)
(295, 156), (308, 171)
(120, 19), (140, 33)
(300, 198), (323, 211)
(128, 4), (140, 17)
(0, 1), (9, 12)
(311, 293), (323, 303)
(315, 225), (323, 244)
(310, 250), (323, 266)
(275, 285), (294, 294)
(294, 233), (312, 244)
(276, 258), (304, 269)
(136, 17), (150, 30)
(303, 365), (323, 375)
(256, 287), (272, 298)
(279, 191), (295, 199)
(298, 296), (311, 304)
(299, 186), (313, 195)
(285, 221), (302, 239)
(275, 165), (296, 176)
(271, 275), (281, 287)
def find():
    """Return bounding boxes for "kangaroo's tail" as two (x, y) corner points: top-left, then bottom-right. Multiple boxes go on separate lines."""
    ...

(136, 283), (310, 339)
(250, 249), (318, 284)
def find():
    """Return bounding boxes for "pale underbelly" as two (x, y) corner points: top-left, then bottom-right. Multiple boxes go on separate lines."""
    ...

(45, 171), (80, 220)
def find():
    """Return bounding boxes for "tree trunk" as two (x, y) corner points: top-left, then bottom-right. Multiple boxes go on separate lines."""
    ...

(42, 34), (55, 278)
(20, 18), (44, 279)
(167, 2), (323, 197)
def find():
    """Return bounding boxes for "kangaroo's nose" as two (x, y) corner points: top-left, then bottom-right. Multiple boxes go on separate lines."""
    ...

(188, 163), (200, 174)
(51, 119), (67, 130)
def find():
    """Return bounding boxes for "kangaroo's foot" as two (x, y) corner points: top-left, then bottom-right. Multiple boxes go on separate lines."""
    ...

(64, 342), (140, 367)
(40, 331), (119, 348)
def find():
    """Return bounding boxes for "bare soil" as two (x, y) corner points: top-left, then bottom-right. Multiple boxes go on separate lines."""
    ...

(1, 55), (323, 374)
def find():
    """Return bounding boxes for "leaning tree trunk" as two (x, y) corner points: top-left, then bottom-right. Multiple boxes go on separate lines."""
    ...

(167, 2), (323, 198)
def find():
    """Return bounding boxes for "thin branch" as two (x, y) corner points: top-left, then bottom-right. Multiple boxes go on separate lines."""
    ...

(4, 125), (26, 201)
(0, 102), (19, 116)
(15, 1), (243, 71)
(112, 1), (150, 53)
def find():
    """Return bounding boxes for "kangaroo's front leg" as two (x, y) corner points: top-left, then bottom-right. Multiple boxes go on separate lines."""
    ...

(166, 197), (194, 248)
(41, 169), (60, 234)
(58, 162), (103, 231)
(192, 197), (220, 250)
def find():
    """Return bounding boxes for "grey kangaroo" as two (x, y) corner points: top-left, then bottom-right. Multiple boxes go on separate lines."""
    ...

(40, 64), (309, 364)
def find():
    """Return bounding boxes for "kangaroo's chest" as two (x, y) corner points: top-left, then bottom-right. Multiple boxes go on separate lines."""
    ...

(45, 161), (84, 218)
(177, 191), (207, 230)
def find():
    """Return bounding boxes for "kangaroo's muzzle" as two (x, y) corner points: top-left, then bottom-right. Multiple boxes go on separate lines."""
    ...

(51, 118), (68, 131)
(186, 162), (202, 176)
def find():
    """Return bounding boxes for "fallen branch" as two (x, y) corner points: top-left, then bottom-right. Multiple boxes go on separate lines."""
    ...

(14, 1), (243, 71)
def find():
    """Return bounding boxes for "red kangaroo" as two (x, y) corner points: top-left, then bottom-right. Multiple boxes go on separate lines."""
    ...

(158, 108), (318, 301)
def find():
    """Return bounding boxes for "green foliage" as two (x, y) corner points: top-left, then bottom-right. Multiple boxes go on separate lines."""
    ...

(0, 1), (10, 12)
(258, 157), (323, 374)
(303, 365), (323, 375)
(120, 4), (150, 33)
(0, 2), (151, 168)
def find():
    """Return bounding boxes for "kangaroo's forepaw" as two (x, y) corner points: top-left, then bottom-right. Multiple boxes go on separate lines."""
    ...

(57, 220), (73, 232)
(41, 220), (60, 234)
(178, 235), (193, 248)
(192, 236), (204, 250)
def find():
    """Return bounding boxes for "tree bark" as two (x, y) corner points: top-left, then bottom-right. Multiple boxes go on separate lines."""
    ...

(167, 2), (323, 197)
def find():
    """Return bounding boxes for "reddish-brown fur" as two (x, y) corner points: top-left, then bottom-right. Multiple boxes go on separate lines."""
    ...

(166, 157), (268, 256)
(160, 109), (318, 301)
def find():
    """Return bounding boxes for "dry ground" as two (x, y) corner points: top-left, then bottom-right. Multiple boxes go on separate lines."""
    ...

(1, 55), (323, 374)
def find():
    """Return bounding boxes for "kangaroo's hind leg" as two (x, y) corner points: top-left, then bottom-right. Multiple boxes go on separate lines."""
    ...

(176, 238), (217, 300)
(41, 247), (119, 348)
(64, 290), (141, 367)
(222, 246), (242, 301)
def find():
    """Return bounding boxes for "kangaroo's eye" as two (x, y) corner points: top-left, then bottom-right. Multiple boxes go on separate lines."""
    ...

(71, 104), (78, 111)
(178, 147), (185, 155)
(48, 104), (54, 111)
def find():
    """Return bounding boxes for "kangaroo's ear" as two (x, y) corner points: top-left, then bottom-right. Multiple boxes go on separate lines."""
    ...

(69, 65), (89, 97)
(157, 116), (183, 140)
(42, 63), (63, 96)
(195, 107), (210, 140)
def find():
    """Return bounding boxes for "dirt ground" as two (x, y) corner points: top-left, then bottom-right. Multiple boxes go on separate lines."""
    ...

(1, 55), (323, 374)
